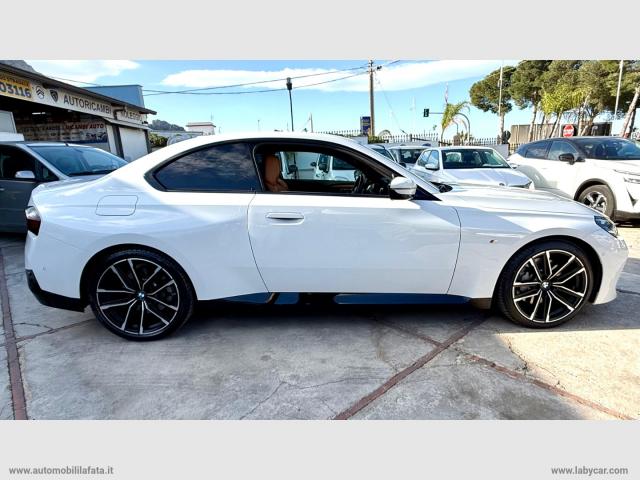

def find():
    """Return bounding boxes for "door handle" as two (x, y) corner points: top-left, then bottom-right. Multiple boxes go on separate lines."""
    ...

(266, 212), (304, 221)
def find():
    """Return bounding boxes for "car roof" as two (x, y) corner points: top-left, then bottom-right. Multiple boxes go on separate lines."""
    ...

(108, 131), (442, 196)
(386, 145), (429, 150)
(436, 146), (495, 150)
(522, 136), (627, 145)
(0, 141), (86, 147)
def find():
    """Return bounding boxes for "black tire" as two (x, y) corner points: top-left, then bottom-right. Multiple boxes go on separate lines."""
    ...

(577, 184), (616, 219)
(87, 249), (195, 340)
(495, 240), (594, 328)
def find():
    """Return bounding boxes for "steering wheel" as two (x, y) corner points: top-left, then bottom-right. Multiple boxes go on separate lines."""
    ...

(352, 169), (367, 194)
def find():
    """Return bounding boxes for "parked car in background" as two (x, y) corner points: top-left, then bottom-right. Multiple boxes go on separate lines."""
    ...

(508, 137), (640, 220)
(410, 146), (533, 189)
(387, 145), (430, 167)
(0, 142), (127, 232)
(367, 144), (396, 161)
(313, 153), (356, 181)
(24, 132), (627, 340)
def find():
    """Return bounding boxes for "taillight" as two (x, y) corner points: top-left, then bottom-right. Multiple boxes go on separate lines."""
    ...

(25, 207), (41, 235)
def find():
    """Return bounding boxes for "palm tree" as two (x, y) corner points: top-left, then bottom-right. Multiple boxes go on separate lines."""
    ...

(441, 101), (470, 143)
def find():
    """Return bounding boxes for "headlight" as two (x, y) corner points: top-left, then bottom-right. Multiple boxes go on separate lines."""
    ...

(594, 215), (618, 237)
(614, 170), (640, 184)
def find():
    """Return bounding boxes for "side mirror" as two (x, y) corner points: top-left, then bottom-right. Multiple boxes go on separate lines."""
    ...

(400, 162), (407, 168)
(310, 162), (316, 167)
(15, 170), (36, 180)
(389, 176), (416, 200)
(425, 163), (439, 171)
(287, 164), (298, 173)
(558, 153), (576, 165)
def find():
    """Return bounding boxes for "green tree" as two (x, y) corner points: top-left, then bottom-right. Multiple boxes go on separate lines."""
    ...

(440, 101), (470, 142)
(618, 61), (640, 137)
(509, 61), (551, 141)
(150, 119), (185, 131)
(540, 84), (585, 137)
(470, 66), (515, 141)
(576, 61), (621, 134)
(539, 61), (582, 137)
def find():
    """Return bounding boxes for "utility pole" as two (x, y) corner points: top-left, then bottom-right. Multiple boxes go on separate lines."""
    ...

(614, 60), (624, 117)
(309, 113), (314, 133)
(286, 77), (294, 131)
(497, 61), (504, 142)
(368, 60), (375, 138)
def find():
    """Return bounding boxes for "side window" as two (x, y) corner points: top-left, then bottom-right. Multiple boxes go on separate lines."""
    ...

(525, 142), (550, 160)
(416, 151), (430, 167)
(547, 141), (579, 161)
(39, 164), (58, 182)
(153, 142), (259, 192)
(426, 151), (440, 169)
(255, 145), (392, 197)
(0, 146), (36, 180)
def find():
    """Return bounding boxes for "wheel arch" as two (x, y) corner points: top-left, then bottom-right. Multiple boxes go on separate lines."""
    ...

(573, 178), (613, 201)
(493, 235), (603, 304)
(79, 243), (196, 302)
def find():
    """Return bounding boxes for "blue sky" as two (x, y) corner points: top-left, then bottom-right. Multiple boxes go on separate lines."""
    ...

(27, 60), (535, 138)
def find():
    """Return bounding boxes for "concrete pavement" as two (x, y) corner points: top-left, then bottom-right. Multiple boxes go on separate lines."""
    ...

(1, 227), (639, 419)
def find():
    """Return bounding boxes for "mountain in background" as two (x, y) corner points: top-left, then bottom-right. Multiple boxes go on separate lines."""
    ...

(0, 60), (37, 73)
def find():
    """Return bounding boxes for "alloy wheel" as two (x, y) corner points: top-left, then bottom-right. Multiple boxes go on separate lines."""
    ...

(512, 249), (588, 324)
(582, 191), (607, 214)
(95, 258), (180, 337)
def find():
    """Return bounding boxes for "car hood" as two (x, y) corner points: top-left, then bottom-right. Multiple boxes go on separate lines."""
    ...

(589, 159), (640, 172)
(440, 184), (596, 216)
(439, 167), (530, 187)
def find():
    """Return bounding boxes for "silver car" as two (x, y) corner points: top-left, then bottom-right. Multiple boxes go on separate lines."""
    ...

(410, 146), (533, 189)
(0, 142), (127, 232)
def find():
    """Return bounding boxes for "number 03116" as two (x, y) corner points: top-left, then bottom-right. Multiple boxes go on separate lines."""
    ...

(0, 75), (33, 99)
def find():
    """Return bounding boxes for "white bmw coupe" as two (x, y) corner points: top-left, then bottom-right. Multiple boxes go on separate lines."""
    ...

(24, 133), (628, 340)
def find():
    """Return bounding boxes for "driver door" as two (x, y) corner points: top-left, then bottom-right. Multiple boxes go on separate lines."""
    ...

(0, 145), (39, 231)
(247, 143), (461, 294)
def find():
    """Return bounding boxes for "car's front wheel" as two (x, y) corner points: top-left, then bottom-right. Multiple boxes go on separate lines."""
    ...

(578, 184), (615, 219)
(87, 249), (195, 340)
(495, 241), (594, 328)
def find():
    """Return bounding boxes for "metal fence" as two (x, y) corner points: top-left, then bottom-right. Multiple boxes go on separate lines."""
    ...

(319, 130), (520, 154)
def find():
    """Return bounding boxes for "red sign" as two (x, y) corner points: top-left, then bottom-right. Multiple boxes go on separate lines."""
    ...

(562, 124), (575, 137)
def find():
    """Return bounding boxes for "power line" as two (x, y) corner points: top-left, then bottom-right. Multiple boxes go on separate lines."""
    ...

(140, 70), (371, 96)
(374, 73), (406, 133)
(46, 76), (104, 86)
(142, 64), (370, 96)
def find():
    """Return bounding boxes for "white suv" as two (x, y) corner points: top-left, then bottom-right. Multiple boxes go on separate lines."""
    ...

(508, 137), (640, 220)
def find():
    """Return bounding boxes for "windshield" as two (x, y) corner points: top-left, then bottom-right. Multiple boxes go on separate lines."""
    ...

(369, 146), (395, 161)
(573, 138), (640, 160)
(442, 149), (510, 169)
(30, 146), (127, 176)
(391, 148), (425, 164)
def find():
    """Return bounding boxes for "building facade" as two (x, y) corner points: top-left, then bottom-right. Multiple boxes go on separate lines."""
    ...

(0, 63), (155, 161)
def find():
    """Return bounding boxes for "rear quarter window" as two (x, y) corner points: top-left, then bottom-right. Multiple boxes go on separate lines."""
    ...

(153, 142), (260, 192)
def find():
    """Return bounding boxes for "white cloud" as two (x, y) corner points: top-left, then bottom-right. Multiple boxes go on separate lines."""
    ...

(160, 60), (515, 93)
(27, 60), (140, 84)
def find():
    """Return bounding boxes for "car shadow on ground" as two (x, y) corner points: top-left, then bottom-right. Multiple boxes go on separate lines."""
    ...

(191, 290), (640, 336)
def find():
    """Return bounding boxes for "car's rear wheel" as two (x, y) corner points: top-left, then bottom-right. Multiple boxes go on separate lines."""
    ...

(87, 249), (195, 340)
(578, 184), (615, 219)
(496, 241), (594, 328)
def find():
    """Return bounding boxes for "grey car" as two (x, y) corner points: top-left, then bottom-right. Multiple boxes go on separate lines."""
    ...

(0, 142), (127, 232)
